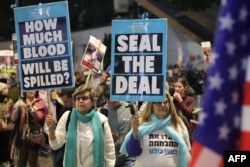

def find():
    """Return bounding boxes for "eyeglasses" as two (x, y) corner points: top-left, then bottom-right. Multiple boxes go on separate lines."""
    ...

(75, 95), (90, 102)
(153, 100), (169, 106)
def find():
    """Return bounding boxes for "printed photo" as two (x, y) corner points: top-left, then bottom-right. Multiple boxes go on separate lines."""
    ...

(81, 35), (106, 74)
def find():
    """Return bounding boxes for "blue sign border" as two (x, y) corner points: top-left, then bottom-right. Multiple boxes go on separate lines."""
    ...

(14, 1), (74, 92)
(111, 19), (167, 102)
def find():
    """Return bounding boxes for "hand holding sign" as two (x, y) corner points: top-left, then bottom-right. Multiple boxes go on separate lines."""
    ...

(131, 115), (139, 139)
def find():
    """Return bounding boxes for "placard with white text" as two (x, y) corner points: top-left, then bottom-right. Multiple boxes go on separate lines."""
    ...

(111, 19), (167, 102)
(14, 1), (74, 92)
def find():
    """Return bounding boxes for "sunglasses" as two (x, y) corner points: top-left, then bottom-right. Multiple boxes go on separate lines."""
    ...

(153, 100), (169, 106)
(75, 95), (90, 102)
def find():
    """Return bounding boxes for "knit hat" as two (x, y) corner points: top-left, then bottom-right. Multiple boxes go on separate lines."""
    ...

(0, 82), (7, 92)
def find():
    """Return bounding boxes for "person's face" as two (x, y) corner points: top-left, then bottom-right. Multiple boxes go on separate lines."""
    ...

(74, 92), (93, 114)
(203, 47), (211, 56)
(169, 81), (174, 89)
(26, 91), (36, 98)
(173, 67), (180, 76)
(101, 72), (108, 82)
(169, 82), (175, 95)
(6, 57), (11, 65)
(106, 77), (111, 86)
(61, 95), (73, 108)
(152, 99), (170, 119)
(174, 81), (186, 95)
(105, 98), (120, 109)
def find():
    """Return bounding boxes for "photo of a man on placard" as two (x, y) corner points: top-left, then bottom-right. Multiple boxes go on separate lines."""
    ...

(81, 36), (106, 75)
(201, 41), (212, 64)
(81, 43), (98, 69)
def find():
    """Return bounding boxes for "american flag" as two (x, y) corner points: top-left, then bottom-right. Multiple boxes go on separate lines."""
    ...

(189, 1), (250, 167)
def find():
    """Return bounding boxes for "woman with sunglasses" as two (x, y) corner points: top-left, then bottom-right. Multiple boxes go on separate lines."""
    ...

(45, 86), (115, 167)
(120, 93), (191, 167)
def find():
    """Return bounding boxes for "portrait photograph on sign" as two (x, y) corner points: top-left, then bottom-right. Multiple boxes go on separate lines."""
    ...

(201, 41), (212, 65)
(81, 35), (106, 74)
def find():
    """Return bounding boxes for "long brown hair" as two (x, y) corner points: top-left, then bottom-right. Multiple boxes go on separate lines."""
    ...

(175, 76), (189, 88)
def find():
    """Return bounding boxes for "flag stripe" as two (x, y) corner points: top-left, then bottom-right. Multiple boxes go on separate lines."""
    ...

(239, 131), (250, 150)
(240, 63), (250, 149)
(190, 142), (222, 167)
(246, 56), (250, 81)
(241, 106), (250, 131)
(189, 142), (203, 166)
(243, 82), (250, 105)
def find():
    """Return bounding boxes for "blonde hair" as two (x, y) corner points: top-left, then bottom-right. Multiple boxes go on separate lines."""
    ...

(140, 92), (182, 130)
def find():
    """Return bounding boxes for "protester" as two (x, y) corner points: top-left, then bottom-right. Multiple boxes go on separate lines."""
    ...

(90, 72), (102, 89)
(95, 83), (106, 108)
(50, 88), (74, 167)
(56, 88), (74, 122)
(173, 76), (195, 122)
(6, 73), (20, 106)
(11, 91), (47, 167)
(105, 76), (111, 86)
(74, 71), (86, 88)
(101, 85), (135, 167)
(139, 81), (170, 116)
(172, 64), (183, 78)
(173, 76), (195, 142)
(168, 76), (177, 96)
(120, 92), (191, 167)
(0, 82), (14, 167)
(100, 71), (110, 85)
(95, 70), (110, 107)
(45, 86), (115, 167)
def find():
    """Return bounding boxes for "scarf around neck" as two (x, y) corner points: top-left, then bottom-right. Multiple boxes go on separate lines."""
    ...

(64, 108), (104, 167)
(120, 114), (190, 167)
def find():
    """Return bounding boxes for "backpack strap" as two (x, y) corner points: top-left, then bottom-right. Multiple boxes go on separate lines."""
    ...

(100, 108), (108, 117)
(65, 110), (72, 132)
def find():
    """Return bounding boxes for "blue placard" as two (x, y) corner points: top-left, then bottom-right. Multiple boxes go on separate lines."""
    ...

(110, 19), (167, 102)
(14, 1), (74, 92)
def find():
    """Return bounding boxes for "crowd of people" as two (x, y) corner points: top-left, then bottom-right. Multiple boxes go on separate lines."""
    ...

(0, 63), (204, 167)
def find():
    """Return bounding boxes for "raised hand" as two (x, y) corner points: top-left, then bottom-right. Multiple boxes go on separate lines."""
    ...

(131, 115), (139, 139)
(45, 115), (55, 130)
(173, 92), (183, 103)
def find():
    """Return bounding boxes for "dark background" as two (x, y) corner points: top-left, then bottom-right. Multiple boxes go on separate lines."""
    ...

(0, 0), (115, 41)
(0, 0), (219, 43)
